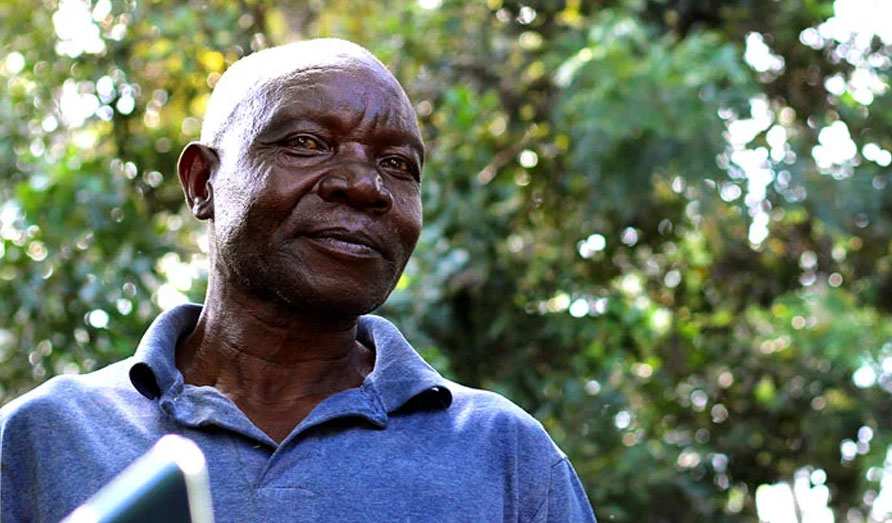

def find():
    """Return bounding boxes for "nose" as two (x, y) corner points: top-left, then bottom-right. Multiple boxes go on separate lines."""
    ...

(316, 160), (393, 214)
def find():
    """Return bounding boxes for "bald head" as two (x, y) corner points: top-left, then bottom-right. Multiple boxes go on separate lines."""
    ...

(200, 38), (414, 151)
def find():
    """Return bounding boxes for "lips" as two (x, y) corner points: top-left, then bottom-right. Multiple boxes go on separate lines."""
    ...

(301, 228), (387, 259)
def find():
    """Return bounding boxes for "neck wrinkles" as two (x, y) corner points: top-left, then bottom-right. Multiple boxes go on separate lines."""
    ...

(175, 277), (373, 405)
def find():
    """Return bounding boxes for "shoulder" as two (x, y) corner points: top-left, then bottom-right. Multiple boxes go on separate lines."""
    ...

(1, 358), (140, 433)
(444, 380), (566, 463)
(447, 381), (539, 420)
(0, 359), (152, 523)
(434, 382), (591, 520)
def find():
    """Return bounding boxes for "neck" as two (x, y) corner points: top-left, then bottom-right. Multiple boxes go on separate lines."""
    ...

(176, 275), (374, 412)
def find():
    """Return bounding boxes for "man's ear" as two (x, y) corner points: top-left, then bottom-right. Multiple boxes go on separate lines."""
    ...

(177, 142), (218, 220)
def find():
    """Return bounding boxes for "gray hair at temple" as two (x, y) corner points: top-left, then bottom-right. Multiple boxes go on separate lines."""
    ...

(199, 38), (407, 152)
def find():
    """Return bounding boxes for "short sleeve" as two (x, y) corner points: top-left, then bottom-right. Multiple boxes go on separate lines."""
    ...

(532, 458), (597, 523)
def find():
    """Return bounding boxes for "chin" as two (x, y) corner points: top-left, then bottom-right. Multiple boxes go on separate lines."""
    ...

(224, 246), (400, 318)
(276, 285), (390, 318)
(248, 268), (395, 318)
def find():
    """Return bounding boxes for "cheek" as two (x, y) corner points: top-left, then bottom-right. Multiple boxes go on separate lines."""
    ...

(234, 154), (312, 211)
(213, 158), (282, 239)
(394, 189), (422, 247)
(264, 150), (329, 200)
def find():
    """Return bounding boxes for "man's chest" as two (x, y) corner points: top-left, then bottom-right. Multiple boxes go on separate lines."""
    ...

(207, 426), (513, 522)
(28, 417), (518, 523)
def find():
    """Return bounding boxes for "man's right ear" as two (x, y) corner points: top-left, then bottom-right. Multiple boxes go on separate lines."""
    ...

(176, 142), (219, 220)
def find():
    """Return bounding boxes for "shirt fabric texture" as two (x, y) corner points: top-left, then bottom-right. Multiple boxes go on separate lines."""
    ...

(1, 303), (596, 522)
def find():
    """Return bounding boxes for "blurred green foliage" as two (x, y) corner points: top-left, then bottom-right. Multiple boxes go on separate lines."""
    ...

(3, 0), (892, 520)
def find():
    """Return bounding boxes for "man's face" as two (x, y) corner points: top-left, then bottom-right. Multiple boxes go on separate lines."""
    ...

(210, 61), (423, 317)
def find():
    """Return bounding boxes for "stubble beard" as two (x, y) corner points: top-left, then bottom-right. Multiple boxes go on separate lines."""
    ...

(212, 209), (396, 320)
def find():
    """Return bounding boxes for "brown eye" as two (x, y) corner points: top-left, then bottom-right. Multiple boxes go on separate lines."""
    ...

(380, 156), (413, 174)
(287, 134), (328, 152)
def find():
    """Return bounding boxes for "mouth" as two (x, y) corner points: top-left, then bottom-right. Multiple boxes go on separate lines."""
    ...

(301, 229), (386, 259)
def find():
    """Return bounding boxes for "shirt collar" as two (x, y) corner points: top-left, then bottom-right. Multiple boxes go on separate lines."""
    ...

(129, 303), (201, 400)
(129, 303), (452, 414)
(356, 314), (452, 412)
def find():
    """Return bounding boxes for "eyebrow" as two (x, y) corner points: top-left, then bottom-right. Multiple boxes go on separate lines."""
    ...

(370, 127), (425, 164)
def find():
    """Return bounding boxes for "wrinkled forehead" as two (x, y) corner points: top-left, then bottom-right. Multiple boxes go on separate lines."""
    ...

(201, 40), (418, 148)
(255, 66), (424, 162)
(266, 64), (418, 128)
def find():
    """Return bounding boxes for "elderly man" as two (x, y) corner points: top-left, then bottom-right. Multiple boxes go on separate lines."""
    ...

(0, 39), (595, 522)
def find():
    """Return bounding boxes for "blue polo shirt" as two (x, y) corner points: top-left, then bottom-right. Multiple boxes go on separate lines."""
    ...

(1, 304), (595, 522)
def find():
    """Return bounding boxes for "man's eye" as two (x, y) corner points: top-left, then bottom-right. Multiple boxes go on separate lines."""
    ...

(380, 156), (413, 174)
(286, 134), (328, 152)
